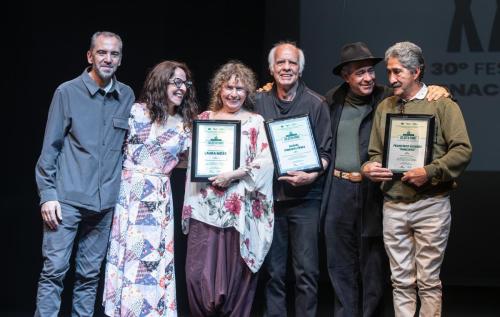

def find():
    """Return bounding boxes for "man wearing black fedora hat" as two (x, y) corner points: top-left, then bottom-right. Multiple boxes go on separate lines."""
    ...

(321, 42), (448, 317)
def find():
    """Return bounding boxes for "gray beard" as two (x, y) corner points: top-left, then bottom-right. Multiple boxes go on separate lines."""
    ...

(97, 68), (115, 81)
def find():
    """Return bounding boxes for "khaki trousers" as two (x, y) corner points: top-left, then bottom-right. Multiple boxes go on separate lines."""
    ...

(383, 195), (451, 317)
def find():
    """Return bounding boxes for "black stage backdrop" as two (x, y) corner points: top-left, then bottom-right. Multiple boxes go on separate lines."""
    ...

(4, 0), (499, 315)
(299, 0), (500, 288)
(5, 0), (297, 314)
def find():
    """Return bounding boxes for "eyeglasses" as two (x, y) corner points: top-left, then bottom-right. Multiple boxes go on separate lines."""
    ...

(169, 78), (192, 89)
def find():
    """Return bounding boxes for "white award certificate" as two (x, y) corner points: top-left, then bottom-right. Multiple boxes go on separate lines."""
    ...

(191, 120), (240, 182)
(265, 114), (322, 177)
(383, 114), (435, 174)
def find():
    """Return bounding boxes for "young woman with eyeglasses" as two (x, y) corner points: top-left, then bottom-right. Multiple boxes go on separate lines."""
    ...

(103, 60), (198, 316)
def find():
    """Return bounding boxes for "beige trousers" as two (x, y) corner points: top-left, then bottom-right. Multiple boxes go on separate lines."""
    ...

(383, 195), (451, 317)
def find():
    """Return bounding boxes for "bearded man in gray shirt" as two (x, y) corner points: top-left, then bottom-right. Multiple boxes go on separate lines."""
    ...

(34, 31), (135, 316)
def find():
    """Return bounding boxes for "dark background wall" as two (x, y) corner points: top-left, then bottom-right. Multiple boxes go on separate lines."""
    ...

(299, 0), (500, 288)
(4, 0), (498, 314)
(5, 0), (299, 314)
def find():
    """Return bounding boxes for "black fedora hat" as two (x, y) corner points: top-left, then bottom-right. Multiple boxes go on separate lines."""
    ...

(332, 42), (383, 75)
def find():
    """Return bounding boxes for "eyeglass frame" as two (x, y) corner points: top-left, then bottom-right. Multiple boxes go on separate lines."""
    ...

(169, 77), (193, 89)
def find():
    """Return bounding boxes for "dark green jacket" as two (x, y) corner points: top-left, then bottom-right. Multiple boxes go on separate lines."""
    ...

(368, 93), (472, 202)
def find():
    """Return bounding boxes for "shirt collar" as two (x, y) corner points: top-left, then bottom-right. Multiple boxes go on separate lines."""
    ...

(103, 79), (114, 93)
(81, 67), (121, 98)
(408, 83), (427, 101)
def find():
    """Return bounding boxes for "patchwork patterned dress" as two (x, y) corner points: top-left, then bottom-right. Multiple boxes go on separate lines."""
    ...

(103, 103), (189, 317)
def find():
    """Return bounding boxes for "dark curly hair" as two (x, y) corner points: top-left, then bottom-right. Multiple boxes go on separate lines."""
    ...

(137, 60), (198, 130)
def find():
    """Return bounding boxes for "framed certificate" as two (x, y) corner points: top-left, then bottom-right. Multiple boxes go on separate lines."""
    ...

(264, 114), (322, 177)
(191, 120), (241, 182)
(382, 114), (435, 175)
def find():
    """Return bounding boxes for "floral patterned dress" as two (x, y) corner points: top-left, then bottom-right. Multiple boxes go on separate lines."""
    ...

(182, 111), (274, 273)
(103, 103), (190, 317)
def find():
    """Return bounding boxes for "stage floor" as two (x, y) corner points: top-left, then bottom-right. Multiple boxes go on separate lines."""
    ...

(6, 285), (499, 316)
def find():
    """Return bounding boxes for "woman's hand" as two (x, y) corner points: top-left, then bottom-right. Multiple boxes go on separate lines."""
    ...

(208, 167), (248, 188)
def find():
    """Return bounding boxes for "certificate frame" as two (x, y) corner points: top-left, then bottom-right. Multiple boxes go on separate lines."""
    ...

(382, 114), (435, 175)
(191, 119), (241, 182)
(264, 113), (323, 177)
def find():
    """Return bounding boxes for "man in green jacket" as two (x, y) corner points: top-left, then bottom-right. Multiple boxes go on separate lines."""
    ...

(362, 41), (472, 317)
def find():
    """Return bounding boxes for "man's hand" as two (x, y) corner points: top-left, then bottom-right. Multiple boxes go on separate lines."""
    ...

(401, 167), (428, 187)
(278, 170), (318, 186)
(426, 85), (450, 101)
(257, 82), (273, 92)
(361, 162), (393, 182)
(41, 200), (62, 230)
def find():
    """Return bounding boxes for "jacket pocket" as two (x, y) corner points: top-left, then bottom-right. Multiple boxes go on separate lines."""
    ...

(110, 117), (129, 150)
(113, 117), (129, 130)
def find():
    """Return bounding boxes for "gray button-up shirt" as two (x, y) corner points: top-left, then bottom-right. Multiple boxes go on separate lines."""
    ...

(35, 69), (135, 212)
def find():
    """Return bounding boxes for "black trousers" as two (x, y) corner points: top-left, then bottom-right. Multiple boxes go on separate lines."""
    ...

(324, 176), (388, 317)
(263, 199), (320, 317)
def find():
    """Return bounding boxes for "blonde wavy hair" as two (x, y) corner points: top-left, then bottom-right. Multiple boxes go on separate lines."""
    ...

(208, 60), (257, 112)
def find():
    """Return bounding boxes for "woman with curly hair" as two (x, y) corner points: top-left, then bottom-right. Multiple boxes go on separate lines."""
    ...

(182, 61), (274, 317)
(103, 60), (198, 316)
